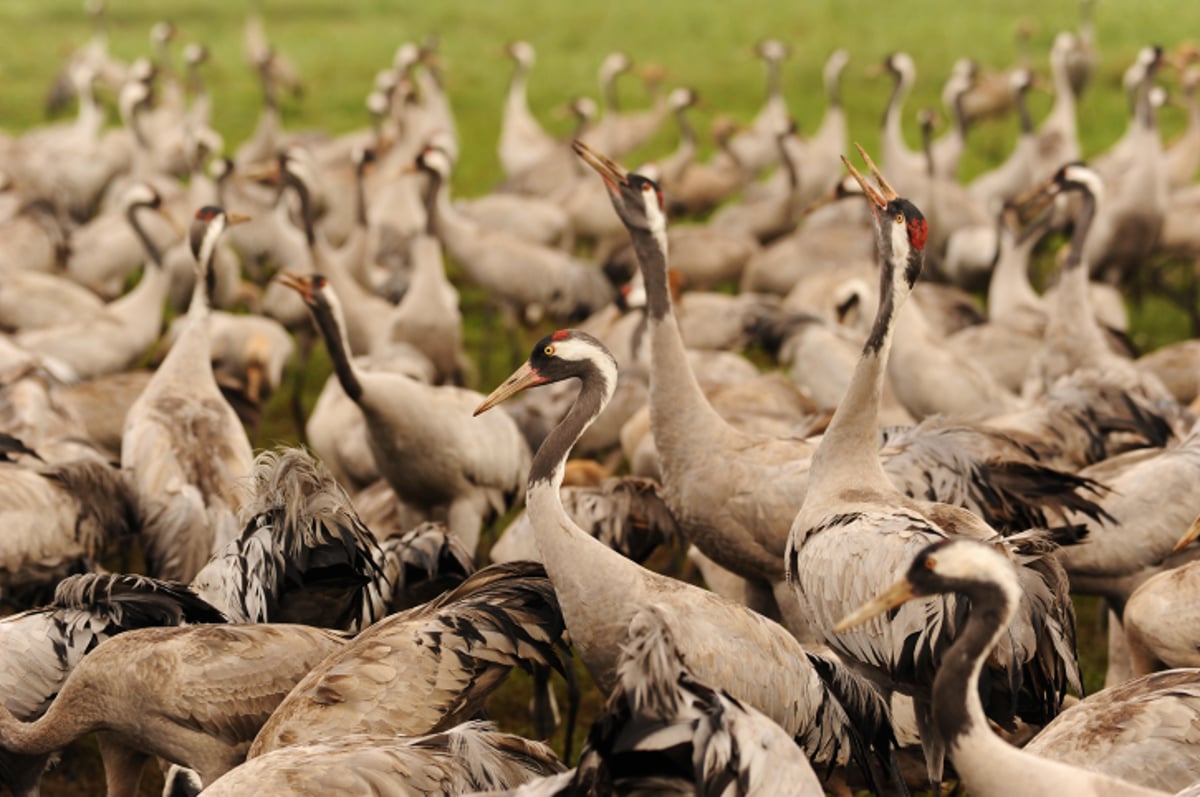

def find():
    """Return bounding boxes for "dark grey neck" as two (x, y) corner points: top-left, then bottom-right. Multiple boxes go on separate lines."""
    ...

(630, 229), (671, 321)
(260, 68), (277, 112)
(864, 260), (895, 354)
(423, 170), (442, 237)
(313, 299), (363, 403)
(1063, 190), (1096, 271)
(529, 373), (606, 485)
(930, 582), (1011, 749)
(354, 162), (369, 228)
(1016, 90), (1033, 135)
(286, 174), (316, 247)
(952, 92), (968, 137)
(126, 202), (162, 267)
(778, 134), (799, 190)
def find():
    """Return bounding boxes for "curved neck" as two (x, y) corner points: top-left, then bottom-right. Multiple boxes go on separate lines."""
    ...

(809, 258), (905, 496)
(950, 91), (968, 138)
(422, 169), (441, 237)
(313, 295), (364, 403)
(354, 161), (370, 229)
(1015, 89), (1033, 135)
(778, 135), (800, 190)
(931, 582), (1016, 757)
(126, 203), (163, 267)
(286, 173), (316, 247)
(883, 70), (911, 132)
(1049, 190), (1104, 346)
(530, 374), (606, 487)
(429, 173), (477, 254)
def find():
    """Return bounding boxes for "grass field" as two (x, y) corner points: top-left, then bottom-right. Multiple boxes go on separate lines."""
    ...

(1, 0), (1198, 794)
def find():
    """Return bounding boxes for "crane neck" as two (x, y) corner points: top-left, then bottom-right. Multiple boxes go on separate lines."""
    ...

(883, 69), (912, 132)
(354, 160), (370, 229)
(778, 134), (800, 191)
(1047, 51), (1077, 135)
(506, 59), (531, 115)
(285, 172), (317, 248)
(931, 580), (1019, 771)
(1015, 88), (1034, 136)
(674, 104), (696, 150)
(809, 254), (907, 496)
(422, 168), (442, 237)
(529, 371), (609, 488)
(625, 220), (732, 454)
(76, 79), (103, 139)
(988, 222), (1045, 321)
(259, 65), (278, 113)
(765, 57), (783, 104)
(312, 292), (364, 403)
(126, 202), (164, 267)
(1047, 189), (1106, 355)
(826, 63), (844, 108)
(603, 72), (622, 114)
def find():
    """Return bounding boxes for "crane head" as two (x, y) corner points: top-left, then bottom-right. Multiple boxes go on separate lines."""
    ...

(573, 139), (666, 242)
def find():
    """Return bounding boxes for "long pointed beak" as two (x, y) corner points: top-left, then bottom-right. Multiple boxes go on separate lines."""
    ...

(573, 139), (628, 191)
(841, 153), (886, 210)
(227, 212), (252, 226)
(1012, 172), (1060, 213)
(1173, 514), (1200, 553)
(274, 270), (313, 301)
(834, 577), (918, 632)
(475, 361), (547, 416)
(244, 161), (281, 184)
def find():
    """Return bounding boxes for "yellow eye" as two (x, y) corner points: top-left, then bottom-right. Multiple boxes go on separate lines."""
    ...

(544, 345), (555, 356)
(895, 213), (904, 224)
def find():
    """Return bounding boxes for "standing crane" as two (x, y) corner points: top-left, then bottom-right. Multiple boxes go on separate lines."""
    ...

(276, 271), (529, 555)
(121, 206), (255, 582)
(836, 539), (1169, 797)
(475, 329), (898, 789)
(785, 149), (1079, 783)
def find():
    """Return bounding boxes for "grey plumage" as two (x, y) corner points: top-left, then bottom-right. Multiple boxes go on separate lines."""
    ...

(191, 448), (392, 631)
(378, 522), (475, 613)
(249, 562), (569, 757)
(0, 572), (223, 796)
(207, 722), (565, 796)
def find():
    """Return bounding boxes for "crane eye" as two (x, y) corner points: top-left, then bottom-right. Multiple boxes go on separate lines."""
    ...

(924, 556), (937, 570)
(544, 345), (555, 356)
(895, 213), (904, 224)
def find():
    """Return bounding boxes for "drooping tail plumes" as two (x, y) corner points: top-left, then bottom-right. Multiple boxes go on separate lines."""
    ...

(568, 604), (894, 796)
(190, 448), (391, 630)
(378, 521), (475, 612)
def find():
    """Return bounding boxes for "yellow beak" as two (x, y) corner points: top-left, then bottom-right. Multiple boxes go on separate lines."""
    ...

(833, 577), (918, 633)
(474, 361), (546, 416)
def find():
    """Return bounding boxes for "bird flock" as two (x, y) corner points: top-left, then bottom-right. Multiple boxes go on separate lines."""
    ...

(1, 1), (1200, 795)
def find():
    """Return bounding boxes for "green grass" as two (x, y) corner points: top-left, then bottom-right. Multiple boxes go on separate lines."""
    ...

(1, 1), (1198, 794)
